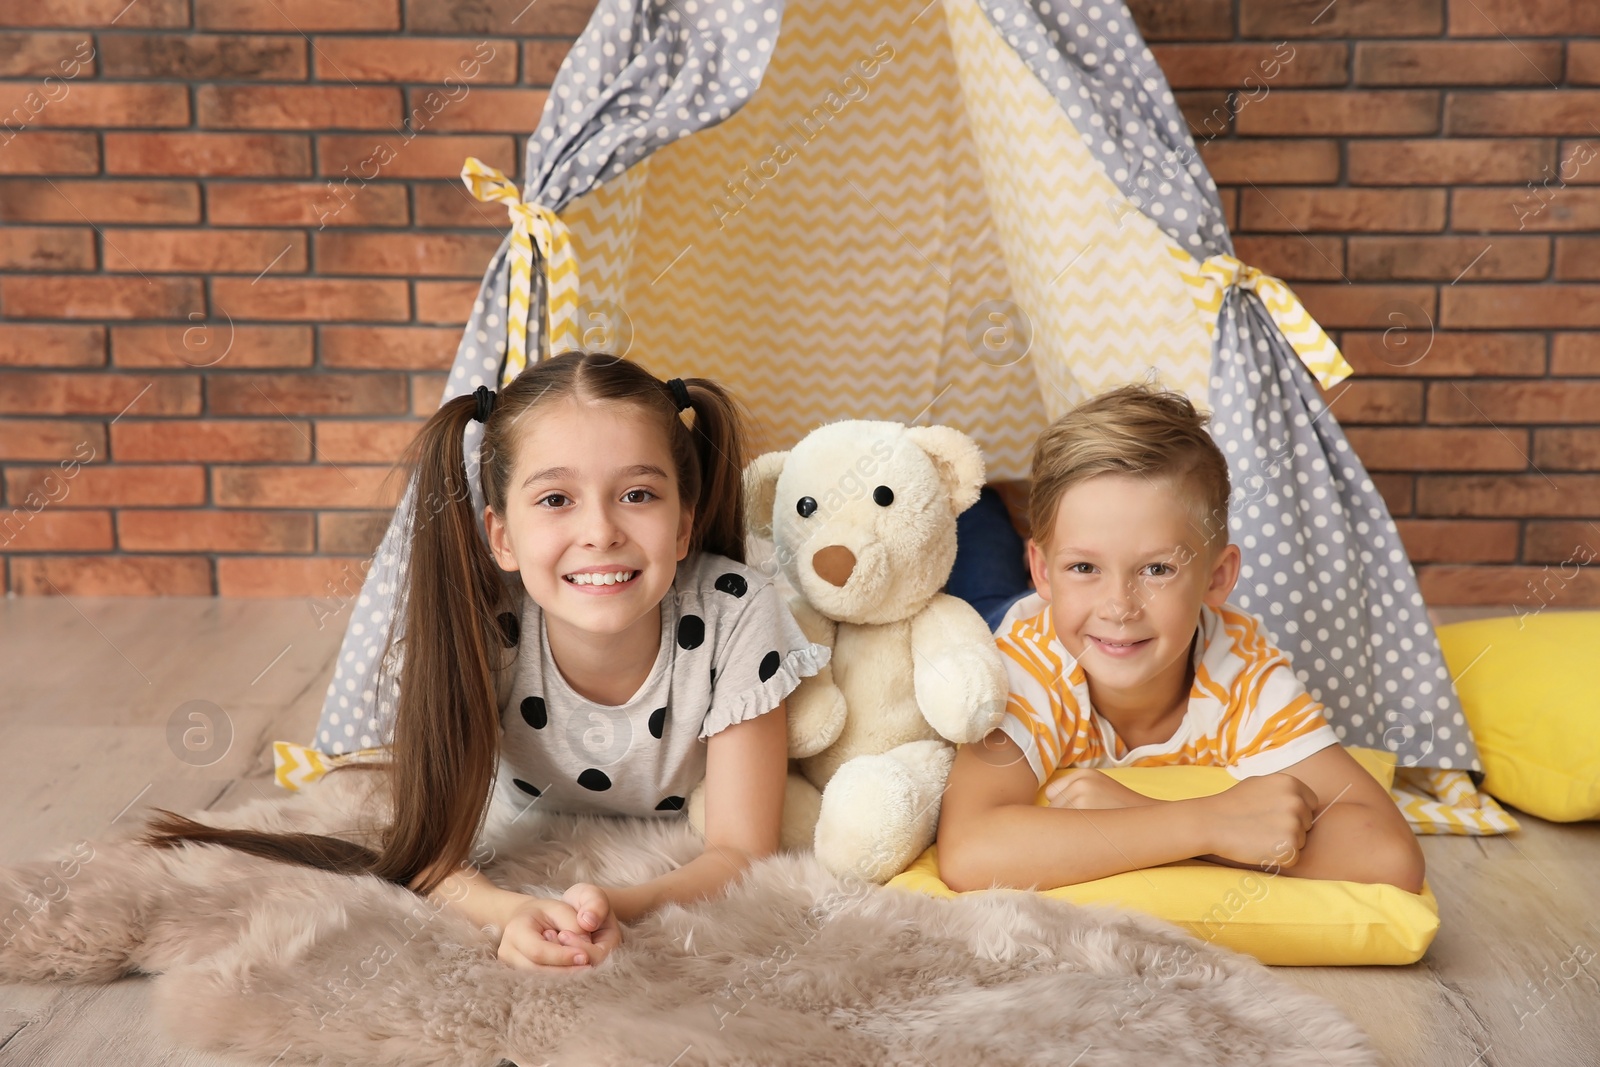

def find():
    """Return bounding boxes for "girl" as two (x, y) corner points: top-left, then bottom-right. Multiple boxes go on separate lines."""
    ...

(143, 353), (829, 974)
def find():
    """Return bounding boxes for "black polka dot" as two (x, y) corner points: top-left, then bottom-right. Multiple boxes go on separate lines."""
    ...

(521, 696), (547, 730)
(655, 796), (685, 811)
(758, 650), (781, 682)
(497, 611), (520, 647)
(577, 768), (611, 791)
(511, 778), (542, 797)
(677, 614), (705, 650)
(714, 572), (748, 598)
(648, 706), (667, 739)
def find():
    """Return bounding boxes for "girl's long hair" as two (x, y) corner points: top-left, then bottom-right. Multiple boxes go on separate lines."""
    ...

(142, 353), (749, 895)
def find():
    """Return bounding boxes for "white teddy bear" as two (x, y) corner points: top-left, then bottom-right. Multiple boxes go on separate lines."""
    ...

(741, 420), (1010, 883)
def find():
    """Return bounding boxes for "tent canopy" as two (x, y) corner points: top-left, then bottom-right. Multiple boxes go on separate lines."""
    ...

(308, 0), (1477, 776)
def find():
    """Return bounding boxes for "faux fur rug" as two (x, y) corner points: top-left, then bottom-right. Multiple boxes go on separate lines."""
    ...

(1, 771), (1376, 1066)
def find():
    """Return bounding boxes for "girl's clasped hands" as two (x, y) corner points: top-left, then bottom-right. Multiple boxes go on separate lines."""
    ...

(498, 882), (624, 972)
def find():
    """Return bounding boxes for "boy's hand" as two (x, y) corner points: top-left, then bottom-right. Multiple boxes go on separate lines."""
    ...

(1200, 773), (1317, 871)
(1043, 769), (1156, 810)
(496, 883), (622, 973)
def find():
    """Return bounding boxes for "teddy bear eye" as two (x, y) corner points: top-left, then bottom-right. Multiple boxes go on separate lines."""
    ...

(873, 486), (894, 506)
(796, 496), (818, 518)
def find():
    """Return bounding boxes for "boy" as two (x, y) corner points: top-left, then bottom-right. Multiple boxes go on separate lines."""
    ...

(937, 384), (1424, 893)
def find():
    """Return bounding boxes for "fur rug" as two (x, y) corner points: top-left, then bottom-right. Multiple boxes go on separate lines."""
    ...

(0, 771), (1376, 1066)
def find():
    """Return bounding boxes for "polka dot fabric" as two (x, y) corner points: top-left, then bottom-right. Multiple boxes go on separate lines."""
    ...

(309, 0), (784, 753)
(1210, 295), (1479, 772)
(476, 551), (829, 827)
(975, 0), (1231, 257)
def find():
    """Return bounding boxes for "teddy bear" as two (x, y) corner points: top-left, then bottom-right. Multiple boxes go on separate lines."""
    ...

(713, 420), (1010, 883)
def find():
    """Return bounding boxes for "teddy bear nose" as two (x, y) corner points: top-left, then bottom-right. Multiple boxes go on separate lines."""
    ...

(812, 545), (856, 587)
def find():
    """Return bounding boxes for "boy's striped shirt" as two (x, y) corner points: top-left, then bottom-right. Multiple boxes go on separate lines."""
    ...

(994, 597), (1339, 785)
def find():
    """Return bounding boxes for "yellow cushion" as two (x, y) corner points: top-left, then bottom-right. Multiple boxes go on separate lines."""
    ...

(888, 747), (1439, 966)
(1437, 613), (1600, 822)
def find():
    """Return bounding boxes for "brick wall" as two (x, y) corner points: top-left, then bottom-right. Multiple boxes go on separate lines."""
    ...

(1, 0), (1596, 605)
(1142, 0), (1600, 609)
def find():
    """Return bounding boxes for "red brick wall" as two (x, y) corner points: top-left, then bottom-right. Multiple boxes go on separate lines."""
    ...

(1, 0), (1596, 604)
(1142, 0), (1600, 608)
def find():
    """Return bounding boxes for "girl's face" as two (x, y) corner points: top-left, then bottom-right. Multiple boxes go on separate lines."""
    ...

(485, 397), (693, 640)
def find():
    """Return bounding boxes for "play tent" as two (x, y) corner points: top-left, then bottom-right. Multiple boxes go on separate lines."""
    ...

(301, 0), (1479, 780)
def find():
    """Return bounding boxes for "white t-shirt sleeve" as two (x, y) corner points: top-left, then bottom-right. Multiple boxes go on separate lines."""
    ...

(699, 576), (831, 741)
(996, 677), (1053, 787)
(1225, 651), (1341, 779)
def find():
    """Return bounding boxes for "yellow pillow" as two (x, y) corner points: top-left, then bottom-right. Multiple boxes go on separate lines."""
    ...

(888, 747), (1439, 966)
(1437, 613), (1600, 821)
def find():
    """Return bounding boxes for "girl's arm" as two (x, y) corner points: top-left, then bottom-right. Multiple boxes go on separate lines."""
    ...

(422, 865), (603, 970)
(430, 699), (788, 970)
(604, 697), (788, 923)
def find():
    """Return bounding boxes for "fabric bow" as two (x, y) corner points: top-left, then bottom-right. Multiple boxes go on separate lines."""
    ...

(1181, 250), (1353, 390)
(461, 157), (580, 383)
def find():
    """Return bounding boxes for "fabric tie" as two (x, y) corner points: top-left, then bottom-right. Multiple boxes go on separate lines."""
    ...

(272, 740), (387, 791)
(1179, 250), (1353, 390)
(460, 157), (580, 383)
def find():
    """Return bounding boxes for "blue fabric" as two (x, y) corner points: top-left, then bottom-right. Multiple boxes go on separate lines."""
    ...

(946, 486), (1033, 633)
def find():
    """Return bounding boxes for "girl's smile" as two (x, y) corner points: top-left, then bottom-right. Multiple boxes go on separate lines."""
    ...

(562, 567), (642, 592)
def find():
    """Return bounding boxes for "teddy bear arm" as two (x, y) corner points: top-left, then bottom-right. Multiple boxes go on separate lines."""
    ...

(783, 594), (848, 758)
(787, 671), (848, 758)
(909, 595), (1010, 745)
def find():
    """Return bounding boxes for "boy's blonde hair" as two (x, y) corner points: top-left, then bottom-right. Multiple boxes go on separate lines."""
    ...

(1029, 383), (1231, 550)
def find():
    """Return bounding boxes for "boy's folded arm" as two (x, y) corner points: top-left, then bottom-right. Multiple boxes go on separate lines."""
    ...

(936, 730), (1214, 892)
(1269, 744), (1426, 893)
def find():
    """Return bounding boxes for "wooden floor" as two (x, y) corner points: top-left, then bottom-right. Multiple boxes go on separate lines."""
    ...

(1, 596), (1596, 1067)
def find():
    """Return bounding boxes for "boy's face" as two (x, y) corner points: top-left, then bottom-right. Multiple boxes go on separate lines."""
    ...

(1027, 473), (1240, 703)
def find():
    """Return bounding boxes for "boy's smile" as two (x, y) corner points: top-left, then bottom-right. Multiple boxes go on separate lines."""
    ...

(1028, 473), (1240, 738)
(1083, 635), (1153, 658)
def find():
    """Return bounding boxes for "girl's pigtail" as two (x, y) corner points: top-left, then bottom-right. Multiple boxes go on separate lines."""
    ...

(143, 395), (506, 898)
(680, 379), (748, 564)
(380, 393), (508, 894)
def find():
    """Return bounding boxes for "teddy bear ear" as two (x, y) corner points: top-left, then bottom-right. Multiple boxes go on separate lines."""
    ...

(902, 425), (986, 515)
(742, 450), (788, 539)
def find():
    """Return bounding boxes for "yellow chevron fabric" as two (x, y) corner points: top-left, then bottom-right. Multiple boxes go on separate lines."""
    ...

(461, 157), (580, 380)
(1391, 767), (1520, 836)
(552, 0), (1054, 476)
(476, 0), (1349, 475)
(941, 0), (1213, 418)
(273, 740), (387, 792)
(559, 159), (652, 360)
(1177, 249), (1354, 390)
